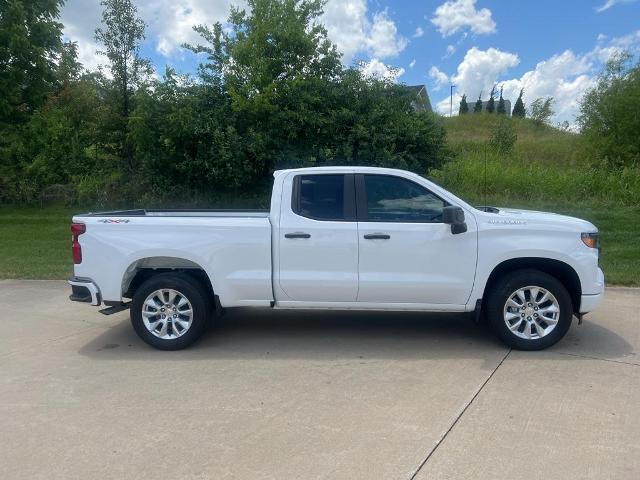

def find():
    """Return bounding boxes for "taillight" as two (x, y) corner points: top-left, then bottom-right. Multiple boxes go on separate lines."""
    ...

(71, 223), (86, 264)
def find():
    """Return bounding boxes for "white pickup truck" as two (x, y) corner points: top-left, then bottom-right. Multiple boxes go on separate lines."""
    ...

(69, 167), (604, 350)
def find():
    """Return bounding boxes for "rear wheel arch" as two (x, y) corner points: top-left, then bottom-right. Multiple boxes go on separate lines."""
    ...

(482, 257), (582, 314)
(121, 257), (215, 303)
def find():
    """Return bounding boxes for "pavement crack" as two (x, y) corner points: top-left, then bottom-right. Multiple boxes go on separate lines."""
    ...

(408, 349), (512, 480)
(554, 351), (639, 367)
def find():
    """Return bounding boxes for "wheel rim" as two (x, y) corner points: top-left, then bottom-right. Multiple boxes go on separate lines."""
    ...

(142, 289), (194, 340)
(503, 286), (560, 340)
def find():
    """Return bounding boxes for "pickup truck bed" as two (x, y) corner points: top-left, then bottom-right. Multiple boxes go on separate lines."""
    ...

(76, 209), (270, 217)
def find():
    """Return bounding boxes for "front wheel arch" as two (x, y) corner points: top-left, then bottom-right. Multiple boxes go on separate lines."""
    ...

(482, 257), (582, 315)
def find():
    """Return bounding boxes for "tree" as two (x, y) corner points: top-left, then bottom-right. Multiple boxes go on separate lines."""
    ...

(578, 52), (640, 167)
(529, 97), (555, 126)
(486, 85), (496, 113)
(458, 94), (469, 114)
(497, 86), (506, 114)
(512, 88), (526, 117)
(186, 0), (341, 95)
(95, 0), (151, 118)
(0, 0), (64, 127)
(473, 92), (483, 113)
(57, 41), (83, 89)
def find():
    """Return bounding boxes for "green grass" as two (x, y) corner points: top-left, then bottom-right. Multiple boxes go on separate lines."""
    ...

(0, 202), (637, 285)
(0, 206), (75, 279)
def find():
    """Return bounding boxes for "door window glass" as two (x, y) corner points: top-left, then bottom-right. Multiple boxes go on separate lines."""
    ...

(295, 175), (345, 221)
(364, 175), (444, 223)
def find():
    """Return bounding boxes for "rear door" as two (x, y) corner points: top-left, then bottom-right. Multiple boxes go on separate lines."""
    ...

(277, 173), (359, 302)
(356, 173), (477, 305)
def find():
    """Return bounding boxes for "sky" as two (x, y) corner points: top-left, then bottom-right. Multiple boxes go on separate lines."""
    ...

(60, 0), (640, 126)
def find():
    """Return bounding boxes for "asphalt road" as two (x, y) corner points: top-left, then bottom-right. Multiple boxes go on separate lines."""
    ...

(1, 280), (638, 480)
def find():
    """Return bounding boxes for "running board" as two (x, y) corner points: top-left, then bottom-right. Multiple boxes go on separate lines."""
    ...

(99, 302), (131, 315)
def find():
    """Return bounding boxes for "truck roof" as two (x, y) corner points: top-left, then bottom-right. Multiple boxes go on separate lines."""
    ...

(273, 166), (414, 177)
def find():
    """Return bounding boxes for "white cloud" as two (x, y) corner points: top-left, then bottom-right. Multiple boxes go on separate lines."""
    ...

(430, 0), (496, 37)
(435, 30), (640, 125)
(445, 44), (456, 57)
(322, 1), (407, 64)
(413, 26), (424, 38)
(428, 66), (450, 91)
(450, 47), (519, 97)
(595, 0), (638, 12)
(61, 0), (238, 67)
(141, 1), (238, 57)
(359, 58), (405, 81)
(409, 59), (416, 68)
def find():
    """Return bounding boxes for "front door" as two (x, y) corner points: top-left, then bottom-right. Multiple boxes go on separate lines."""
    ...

(278, 173), (359, 302)
(356, 174), (477, 305)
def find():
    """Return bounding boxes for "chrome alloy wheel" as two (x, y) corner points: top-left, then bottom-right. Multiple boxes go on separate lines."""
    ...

(503, 286), (560, 340)
(141, 289), (193, 339)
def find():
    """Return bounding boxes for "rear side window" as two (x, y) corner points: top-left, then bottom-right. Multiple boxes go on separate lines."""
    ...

(363, 175), (445, 223)
(292, 174), (352, 221)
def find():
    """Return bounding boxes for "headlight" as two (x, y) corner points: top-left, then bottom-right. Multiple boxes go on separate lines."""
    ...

(581, 232), (600, 250)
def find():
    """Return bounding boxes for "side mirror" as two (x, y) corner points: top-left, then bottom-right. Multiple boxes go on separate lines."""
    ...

(442, 206), (467, 234)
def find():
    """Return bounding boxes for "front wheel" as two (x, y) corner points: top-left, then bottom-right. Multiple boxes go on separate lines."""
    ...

(131, 273), (210, 350)
(486, 269), (573, 350)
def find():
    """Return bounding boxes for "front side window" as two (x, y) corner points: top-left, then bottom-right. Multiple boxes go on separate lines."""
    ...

(364, 175), (445, 223)
(294, 174), (346, 221)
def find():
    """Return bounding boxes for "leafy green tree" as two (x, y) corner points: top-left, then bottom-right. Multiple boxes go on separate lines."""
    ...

(458, 94), (469, 114)
(512, 88), (525, 117)
(578, 52), (640, 167)
(0, 0), (63, 126)
(95, 0), (151, 118)
(186, 0), (341, 95)
(0, 0), (65, 202)
(497, 86), (506, 114)
(530, 97), (555, 126)
(473, 92), (483, 113)
(486, 85), (496, 113)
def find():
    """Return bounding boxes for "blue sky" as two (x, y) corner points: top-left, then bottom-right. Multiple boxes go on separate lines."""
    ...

(61, 0), (640, 125)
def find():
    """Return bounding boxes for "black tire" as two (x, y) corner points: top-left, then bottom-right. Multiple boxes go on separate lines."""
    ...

(486, 269), (573, 350)
(130, 272), (211, 350)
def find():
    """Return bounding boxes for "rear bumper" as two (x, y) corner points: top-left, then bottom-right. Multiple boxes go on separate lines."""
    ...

(68, 277), (102, 306)
(579, 267), (604, 313)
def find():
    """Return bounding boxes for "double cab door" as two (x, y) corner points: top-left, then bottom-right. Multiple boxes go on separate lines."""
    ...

(277, 172), (477, 306)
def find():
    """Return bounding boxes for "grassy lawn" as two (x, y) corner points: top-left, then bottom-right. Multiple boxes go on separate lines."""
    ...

(1, 203), (637, 286)
(0, 206), (75, 280)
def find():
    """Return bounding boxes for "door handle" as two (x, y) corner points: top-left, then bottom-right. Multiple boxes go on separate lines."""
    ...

(285, 232), (311, 239)
(363, 233), (391, 240)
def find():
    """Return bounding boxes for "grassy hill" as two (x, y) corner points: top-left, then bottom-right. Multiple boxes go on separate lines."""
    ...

(429, 114), (640, 285)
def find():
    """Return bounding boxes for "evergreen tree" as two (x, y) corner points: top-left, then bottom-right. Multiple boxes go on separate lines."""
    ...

(486, 85), (496, 113)
(474, 92), (483, 113)
(512, 88), (526, 117)
(458, 94), (469, 114)
(497, 86), (506, 114)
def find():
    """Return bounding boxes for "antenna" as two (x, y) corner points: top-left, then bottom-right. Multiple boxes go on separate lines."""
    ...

(484, 142), (488, 208)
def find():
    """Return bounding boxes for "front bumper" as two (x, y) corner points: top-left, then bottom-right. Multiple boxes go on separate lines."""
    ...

(579, 267), (604, 313)
(68, 277), (102, 306)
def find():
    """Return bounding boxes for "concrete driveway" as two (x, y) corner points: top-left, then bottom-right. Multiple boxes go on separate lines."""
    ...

(1, 280), (638, 480)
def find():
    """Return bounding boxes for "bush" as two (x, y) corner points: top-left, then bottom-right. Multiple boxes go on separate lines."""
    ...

(489, 118), (517, 155)
(578, 52), (640, 167)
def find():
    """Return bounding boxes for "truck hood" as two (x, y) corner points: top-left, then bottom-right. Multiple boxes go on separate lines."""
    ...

(486, 207), (597, 232)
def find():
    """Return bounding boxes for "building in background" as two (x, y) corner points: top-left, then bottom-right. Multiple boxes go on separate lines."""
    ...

(406, 85), (433, 113)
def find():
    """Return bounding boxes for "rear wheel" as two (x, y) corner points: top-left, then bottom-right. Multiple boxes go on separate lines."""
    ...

(487, 269), (573, 350)
(131, 273), (210, 350)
